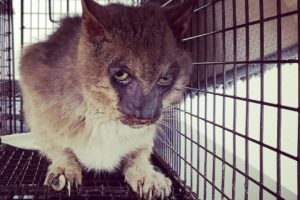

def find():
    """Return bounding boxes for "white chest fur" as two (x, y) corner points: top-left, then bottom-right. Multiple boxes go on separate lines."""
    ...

(71, 121), (155, 172)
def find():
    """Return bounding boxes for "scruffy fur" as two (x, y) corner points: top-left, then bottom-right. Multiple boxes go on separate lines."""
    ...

(20, 0), (196, 198)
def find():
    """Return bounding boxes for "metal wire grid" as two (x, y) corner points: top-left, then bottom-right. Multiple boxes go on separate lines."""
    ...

(5, 0), (300, 199)
(0, 145), (191, 199)
(0, 0), (16, 135)
(154, 0), (300, 199)
(20, 0), (139, 46)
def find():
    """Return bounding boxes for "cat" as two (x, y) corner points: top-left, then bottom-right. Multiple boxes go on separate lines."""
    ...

(17, 0), (196, 198)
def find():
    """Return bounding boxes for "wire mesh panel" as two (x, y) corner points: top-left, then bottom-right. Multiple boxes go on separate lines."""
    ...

(154, 0), (300, 199)
(1, 0), (300, 199)
(0, 145), (191, 199)
(20, 0), (140, 46)
(0, 0), (16, 135)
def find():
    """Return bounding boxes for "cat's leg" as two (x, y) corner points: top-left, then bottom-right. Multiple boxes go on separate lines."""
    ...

(122, 147), (172, 199)
(43, 147), (82, 195)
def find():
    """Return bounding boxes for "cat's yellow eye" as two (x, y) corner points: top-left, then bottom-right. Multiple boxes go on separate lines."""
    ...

(114, 71), (129, 81)
(158, 75), (173, 86)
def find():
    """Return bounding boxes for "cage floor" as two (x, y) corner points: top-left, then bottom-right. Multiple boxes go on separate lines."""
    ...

(0, 144), (193, 200)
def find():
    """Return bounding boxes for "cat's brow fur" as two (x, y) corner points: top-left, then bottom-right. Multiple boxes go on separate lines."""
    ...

(19, 0), (196, 198)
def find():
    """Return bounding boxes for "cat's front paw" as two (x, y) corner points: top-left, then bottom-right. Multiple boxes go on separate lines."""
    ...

(125, 166), (172, 199)
(44, 162), (82, 195)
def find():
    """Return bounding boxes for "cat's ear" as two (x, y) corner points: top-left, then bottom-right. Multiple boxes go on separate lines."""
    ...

(164, 0), (198, 39)
(81, 0), (110, 41)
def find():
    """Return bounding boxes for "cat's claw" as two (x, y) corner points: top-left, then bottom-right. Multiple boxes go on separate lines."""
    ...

(75, 181), (80, 193)
(161, 190), (165, 200)
(148, 187), (153, 200)
(138, 181), (143, 198)
(44, 164), (82, 196)
(125, 167), (172, 199)
(67, 180), (71, 196)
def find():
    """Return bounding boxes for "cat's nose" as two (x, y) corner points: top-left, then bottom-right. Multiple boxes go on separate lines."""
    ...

(118, 80), (162, 123)
(121, 98), (162, 123)
(123, 105), (160, 121)
(133, 108), (159, 120)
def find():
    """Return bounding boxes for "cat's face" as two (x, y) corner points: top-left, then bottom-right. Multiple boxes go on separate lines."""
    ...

(77, 0), (196, 128)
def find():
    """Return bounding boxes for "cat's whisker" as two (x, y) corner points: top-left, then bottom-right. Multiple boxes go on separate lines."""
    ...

(157, 120), (168, 127)
(161, 113), (177, 119)
(88, 108), (118, 115)
(162, 113), (178, 118)
(155, 134), (173, 148)
(156, 131), (173, 147)
(162, 115), (177, 120)
(162, 109), (177, 114)
(160, 119), (180, 125)
(155, 133), (178, 155)
(162, 104), (178, 111)
(156, 126), (175, 150)
(156, 123), (175, 148)
(86, 113), (104, 118)
(86, 113), (114, 121)
(86, 116), (104, 121)
(158, 120), (180, 130)
(161, 112), (176, 117)
(161, 114), (179, 122)
(161, 113), (177, 118)
(159, 120), (179, 127)
(94, 112), (105, 114)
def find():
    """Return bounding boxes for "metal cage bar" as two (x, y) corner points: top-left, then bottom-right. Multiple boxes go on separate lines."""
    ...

(0, 0), (16, 135)
(0, 0), (299, 199)
(155, 0), (300, 199)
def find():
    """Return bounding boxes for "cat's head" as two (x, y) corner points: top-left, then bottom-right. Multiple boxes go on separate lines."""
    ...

(77, 0), (196, 128)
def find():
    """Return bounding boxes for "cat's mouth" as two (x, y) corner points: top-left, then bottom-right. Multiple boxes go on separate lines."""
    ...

(120, 116), (158, 129)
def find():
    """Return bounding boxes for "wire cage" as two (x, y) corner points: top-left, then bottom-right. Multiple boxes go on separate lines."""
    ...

(0, 0), (16, 135)
(156, 0), (299, 200)
(0, 0), (300, 199)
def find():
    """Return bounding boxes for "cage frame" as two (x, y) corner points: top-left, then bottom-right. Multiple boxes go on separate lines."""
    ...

(0, 0), (300, 199)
